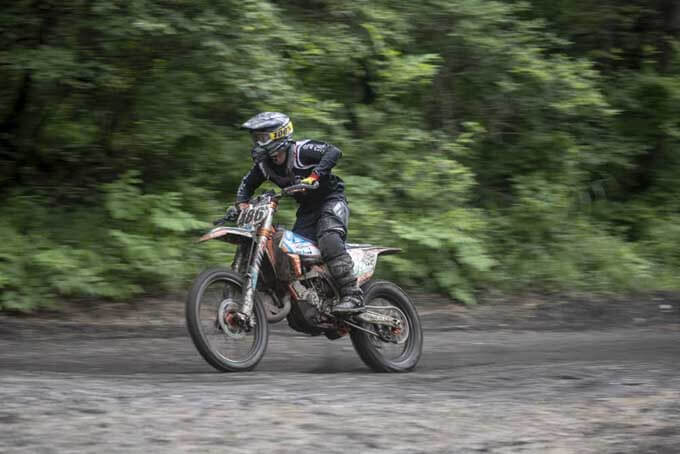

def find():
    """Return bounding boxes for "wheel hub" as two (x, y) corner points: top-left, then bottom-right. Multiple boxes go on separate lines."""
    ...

(363, 305), (410, 344)
(218, 299), (246, 339)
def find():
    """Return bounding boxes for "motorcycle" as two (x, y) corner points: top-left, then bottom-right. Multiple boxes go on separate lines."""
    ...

(185, 182), (423, 372)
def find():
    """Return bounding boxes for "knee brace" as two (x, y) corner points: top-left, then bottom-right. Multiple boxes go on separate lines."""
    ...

(318, 231), (347, 262)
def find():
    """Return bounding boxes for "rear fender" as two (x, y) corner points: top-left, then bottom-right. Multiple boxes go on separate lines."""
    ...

(197, 226), (253, 244)
(348, 247), (402, 285)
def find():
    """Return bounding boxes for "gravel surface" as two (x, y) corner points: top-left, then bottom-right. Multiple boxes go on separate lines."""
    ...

(1, 298), (679, 453)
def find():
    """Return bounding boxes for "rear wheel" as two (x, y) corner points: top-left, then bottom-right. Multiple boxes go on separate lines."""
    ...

(186, 267), (268, 372)
(350, 280), (423, 372)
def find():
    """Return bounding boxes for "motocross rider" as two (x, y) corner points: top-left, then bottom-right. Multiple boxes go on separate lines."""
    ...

(235, 112), (364, 314)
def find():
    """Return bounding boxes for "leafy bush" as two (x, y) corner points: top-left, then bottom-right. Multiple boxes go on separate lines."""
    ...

(0, 175), (229, 311)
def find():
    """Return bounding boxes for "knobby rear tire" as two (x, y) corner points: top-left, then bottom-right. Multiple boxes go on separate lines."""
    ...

(350, 280), (423, 372)
(185, 267), (269, 372)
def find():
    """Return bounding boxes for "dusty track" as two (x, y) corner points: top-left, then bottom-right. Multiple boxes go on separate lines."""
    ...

(1, 300), (679, 453)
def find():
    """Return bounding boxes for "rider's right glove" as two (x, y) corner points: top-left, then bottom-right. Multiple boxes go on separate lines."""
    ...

(225, 206), (240, 222)
(214, 206), (240, 225)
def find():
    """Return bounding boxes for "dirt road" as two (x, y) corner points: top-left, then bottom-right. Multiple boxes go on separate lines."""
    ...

(1, 301), (679, 453)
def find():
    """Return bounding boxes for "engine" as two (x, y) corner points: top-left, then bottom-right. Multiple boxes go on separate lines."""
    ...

(286, 277), (337, 336)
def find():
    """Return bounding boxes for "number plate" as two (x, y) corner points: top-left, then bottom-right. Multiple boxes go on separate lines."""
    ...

(237, 203), (269, 231)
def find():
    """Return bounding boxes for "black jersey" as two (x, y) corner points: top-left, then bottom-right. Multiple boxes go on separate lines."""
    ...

(236, 140), (345, 207)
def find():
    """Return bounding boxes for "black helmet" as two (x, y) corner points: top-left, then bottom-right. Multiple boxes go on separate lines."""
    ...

(241, 112), (293, 161)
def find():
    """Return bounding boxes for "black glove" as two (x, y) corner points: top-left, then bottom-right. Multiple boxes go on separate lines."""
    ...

(225, 206), (240, 221)
(213, 206), (240, 226)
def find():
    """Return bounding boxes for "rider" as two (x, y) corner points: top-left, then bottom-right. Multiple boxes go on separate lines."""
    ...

(235, 112), (364, 314)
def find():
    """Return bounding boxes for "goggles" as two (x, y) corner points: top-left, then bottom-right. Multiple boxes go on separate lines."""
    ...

(251, 121), (294, 148)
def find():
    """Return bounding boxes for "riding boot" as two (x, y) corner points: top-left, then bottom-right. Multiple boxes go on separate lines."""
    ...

(326, 253), (364, 314)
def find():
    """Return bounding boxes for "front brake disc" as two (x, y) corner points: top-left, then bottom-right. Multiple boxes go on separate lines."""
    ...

(218, 299), (246, 339)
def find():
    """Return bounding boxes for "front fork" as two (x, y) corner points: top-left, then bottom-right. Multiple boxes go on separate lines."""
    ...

(239, 206), (275, 325)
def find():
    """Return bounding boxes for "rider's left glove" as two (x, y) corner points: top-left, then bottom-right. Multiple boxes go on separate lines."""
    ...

(300, 172), (319, 185)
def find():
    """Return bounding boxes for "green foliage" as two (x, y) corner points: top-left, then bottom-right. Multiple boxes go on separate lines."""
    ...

(1, 0), (680, 310)
(637, 215), (680, 288)
(0, 180), (225, 311)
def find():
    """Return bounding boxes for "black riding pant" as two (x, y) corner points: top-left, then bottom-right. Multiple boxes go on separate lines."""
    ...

(292, 194), (349, 262)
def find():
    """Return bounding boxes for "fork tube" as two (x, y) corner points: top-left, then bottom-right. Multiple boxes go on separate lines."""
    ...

(231, 244), (244, 273)
(240, 205), (275, 318)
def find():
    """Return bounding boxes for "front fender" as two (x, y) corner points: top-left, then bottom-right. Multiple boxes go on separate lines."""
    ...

(197, 226), (253, 243)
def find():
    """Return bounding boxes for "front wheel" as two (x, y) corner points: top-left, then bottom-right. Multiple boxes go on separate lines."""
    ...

(350, 280), (423, 372)
(186, 267), (269, 372)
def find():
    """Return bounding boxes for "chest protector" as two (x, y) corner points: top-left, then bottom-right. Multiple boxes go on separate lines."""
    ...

(257, 142), (297, 188)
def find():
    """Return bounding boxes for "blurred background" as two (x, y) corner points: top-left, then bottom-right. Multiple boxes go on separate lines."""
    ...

(2, 0), (680, 312)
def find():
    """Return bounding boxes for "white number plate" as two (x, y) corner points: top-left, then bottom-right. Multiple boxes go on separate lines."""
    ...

(237, 203), (269, 231)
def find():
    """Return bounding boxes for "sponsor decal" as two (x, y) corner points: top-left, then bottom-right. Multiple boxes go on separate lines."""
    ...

(281, 231), (321, 256)
(349, 249), (377, 277)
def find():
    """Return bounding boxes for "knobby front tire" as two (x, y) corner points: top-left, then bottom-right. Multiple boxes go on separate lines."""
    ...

(185, 267), (269, 372)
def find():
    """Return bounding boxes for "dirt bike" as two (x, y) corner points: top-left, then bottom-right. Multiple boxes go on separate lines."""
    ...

(185, 182), (423, 372)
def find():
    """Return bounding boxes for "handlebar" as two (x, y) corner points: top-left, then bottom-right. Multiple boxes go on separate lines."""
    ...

(213, 181), (319, 226)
